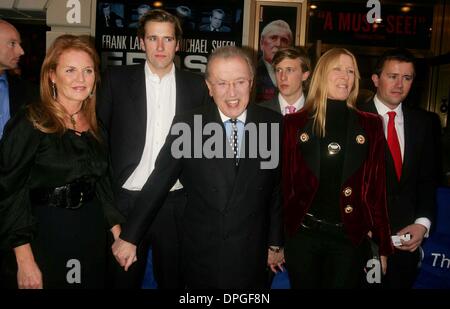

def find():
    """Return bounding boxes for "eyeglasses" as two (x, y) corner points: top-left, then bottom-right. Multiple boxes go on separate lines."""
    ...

(210, 79), (251, 92)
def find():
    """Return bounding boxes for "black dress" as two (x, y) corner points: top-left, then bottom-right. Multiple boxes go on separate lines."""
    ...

(0, 110), (124, 288)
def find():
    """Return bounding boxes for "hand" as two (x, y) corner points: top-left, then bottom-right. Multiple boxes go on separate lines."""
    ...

(17, 260), (43, 289)
(380, 255), (387, 275)
(14, 243), (43, 289)
(267, 247), (285, 273)
(112, 237), (137, 271)
(396, 224), (427, 252)
(110, 224), (121, 241)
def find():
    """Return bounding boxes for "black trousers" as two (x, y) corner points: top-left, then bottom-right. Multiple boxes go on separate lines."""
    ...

(285, 224), (366, 289)
(111, 188), (186, 289)
(149, 189), (186, 289)
(382, 249), (421, 289)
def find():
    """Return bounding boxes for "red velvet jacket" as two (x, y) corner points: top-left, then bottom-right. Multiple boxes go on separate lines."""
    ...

(282, 107), (394, 256)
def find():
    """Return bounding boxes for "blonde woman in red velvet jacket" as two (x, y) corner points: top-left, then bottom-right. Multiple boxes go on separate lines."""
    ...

(282, 48), (393, 288)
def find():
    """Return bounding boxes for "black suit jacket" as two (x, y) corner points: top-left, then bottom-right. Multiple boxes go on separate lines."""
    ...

(120, 103), (283, 288)
(358, 100), (436, 233)
(260, 96), (282, 114)
(97, 64), (209, 215)
(7, 73), (38, 116)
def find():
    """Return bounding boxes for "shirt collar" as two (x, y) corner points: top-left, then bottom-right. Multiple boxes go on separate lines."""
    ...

(278, 92), (305, 112)
(145, 61), (175, 83)
(374, 94), (403, 118)
(218, 107), (247, 124)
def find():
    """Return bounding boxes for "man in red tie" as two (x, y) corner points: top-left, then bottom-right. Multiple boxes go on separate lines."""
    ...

(359, 48), (437, 288)
(259, 47), (310, 116)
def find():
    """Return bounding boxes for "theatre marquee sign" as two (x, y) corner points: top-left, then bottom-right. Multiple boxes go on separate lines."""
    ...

(308, 2), (434, 50)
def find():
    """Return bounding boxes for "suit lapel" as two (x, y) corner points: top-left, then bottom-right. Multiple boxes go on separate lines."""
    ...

(341, 109), (368, 185)
(298, 116), (320, 180)
(225, 105), (260, 211)
(401, 106), (413, 183)
(365, 100), (378, 114)
(203, 103), (237, 196)
(175, 69), (183, 114)
(129, 64), (147, 131)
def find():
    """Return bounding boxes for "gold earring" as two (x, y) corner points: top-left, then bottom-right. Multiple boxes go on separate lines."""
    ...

(51, 82), (57, 100)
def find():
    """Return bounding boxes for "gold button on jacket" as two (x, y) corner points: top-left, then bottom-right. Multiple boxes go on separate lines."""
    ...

(343, 187), (352, 197)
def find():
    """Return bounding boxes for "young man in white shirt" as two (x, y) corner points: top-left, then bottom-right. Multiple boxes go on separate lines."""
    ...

(260, 47), (310, 116)
(97, 9), (208, 288)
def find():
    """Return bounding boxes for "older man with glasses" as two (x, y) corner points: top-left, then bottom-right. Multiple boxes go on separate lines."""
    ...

(112, 46), (284, 289)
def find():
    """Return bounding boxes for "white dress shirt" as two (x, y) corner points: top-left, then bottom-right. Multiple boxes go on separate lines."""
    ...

(279, 92), (305, 116)
(123, 62), (182, 191)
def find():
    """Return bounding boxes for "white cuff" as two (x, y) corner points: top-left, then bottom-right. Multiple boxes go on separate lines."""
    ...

(415, 217), (431, 238)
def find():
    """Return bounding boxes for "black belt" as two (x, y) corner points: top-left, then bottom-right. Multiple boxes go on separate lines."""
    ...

(30, 178), (95, 210)
(301, 213), (344, 232)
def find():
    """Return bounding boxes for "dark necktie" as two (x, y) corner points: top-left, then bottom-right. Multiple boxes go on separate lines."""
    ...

(387, 111), (402, 180)
(229, 119), (239, 165)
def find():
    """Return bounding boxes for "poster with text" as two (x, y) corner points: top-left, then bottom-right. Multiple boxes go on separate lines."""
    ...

(96, 0), (244, 73)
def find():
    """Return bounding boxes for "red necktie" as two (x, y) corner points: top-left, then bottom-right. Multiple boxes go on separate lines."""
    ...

(387, 111), (402, 180)
(285, 105), (296, 114)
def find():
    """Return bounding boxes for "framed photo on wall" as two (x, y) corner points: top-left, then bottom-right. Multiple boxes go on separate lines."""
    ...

(254, 0), (306, 59)
(252, 0), (306, 102)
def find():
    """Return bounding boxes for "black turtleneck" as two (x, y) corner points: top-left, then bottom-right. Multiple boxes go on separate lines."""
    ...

(310, 99), (349, 224)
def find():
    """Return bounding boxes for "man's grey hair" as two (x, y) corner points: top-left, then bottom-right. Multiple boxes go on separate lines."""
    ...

(205, 46), (255, 80)
(260, 19), (292, 40)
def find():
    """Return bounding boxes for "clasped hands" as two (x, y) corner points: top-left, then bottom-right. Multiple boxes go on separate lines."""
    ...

(267, 246), (285, 273)
(111, 237), (138, 271)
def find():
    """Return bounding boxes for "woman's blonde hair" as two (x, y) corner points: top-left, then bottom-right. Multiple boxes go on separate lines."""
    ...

(304, 48), (360, 137)
(27, 34), (101, 140)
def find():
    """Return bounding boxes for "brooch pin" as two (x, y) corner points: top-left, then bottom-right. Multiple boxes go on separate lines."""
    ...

(328, 142), (341, 155)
